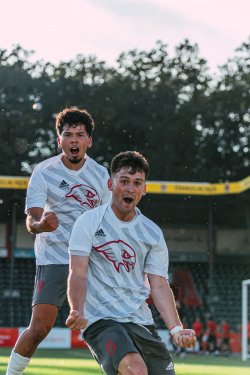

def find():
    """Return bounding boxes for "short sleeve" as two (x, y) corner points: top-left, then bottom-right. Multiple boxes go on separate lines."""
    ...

(144, 233), (169, 279)
(69, 212), (95, 255)
(25, 169), (47, 212)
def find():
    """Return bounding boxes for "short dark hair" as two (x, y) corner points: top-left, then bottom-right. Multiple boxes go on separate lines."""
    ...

(110, 151), (149, 179)
(55, 107), (95, 137)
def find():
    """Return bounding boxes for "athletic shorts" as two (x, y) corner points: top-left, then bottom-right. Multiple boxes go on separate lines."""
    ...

(32, 264), (69, 308)
(83, 319), (176, 375)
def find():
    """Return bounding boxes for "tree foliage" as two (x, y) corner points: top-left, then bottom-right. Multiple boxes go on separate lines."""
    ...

(0, 40), (249, 182)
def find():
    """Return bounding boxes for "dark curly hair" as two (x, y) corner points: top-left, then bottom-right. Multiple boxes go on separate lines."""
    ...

(55, 107), (95, 137)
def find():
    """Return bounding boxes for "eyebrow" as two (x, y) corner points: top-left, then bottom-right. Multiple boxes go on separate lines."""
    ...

(119, 175), (144, 182)
(63, 129), (87, 134)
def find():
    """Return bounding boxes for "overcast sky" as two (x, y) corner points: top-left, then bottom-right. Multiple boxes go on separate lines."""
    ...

(1, 0), (250, 72)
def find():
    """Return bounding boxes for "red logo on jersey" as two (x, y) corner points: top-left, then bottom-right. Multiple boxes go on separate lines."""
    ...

(94, 240), (136, 272)
(65, 184), (100, 209)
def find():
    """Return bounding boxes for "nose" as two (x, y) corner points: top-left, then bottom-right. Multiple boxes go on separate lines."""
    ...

(126, 183), (135, 192)
(70, 134), (78, 141)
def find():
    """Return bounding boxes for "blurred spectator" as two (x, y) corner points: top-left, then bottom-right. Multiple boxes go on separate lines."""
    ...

(192, 316), (203, 352)
(219, 319), (231, 355)
(206, 315), (217, 353)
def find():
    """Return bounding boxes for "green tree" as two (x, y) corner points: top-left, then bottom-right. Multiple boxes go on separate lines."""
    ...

(1, 40), (249, 182)
(191, 38), (250, 181)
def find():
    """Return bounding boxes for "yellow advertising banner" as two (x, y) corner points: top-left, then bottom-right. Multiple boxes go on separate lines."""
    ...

(146, 175), (250, 195)
(0, 175), (249, 195)
(0, 176), (29, 190)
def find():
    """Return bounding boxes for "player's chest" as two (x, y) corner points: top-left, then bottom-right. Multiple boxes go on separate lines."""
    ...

(91, 226), (150, 272)
(46, 179), (101, 209)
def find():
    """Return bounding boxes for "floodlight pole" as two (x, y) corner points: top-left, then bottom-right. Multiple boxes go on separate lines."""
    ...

(242, 279), (250, 361)
(207, 205), (215, 313)
(9, 202), (17, 292)
(9, 201), (17, 327)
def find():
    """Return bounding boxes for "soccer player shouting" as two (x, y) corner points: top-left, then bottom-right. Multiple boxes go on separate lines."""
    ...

(66, 151), (196, 375)
(6, 107), (111, 375)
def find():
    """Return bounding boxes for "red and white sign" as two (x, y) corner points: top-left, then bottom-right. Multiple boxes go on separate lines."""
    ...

(0, 327), (88, 349)
(71, 330), (88, 348)
(1, 327), (241, 353)
(0, 328), (18, 347)
(19, 327), (71, 349)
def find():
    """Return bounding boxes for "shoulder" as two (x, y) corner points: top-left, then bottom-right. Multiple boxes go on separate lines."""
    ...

(32, 155), (61, 174)
(140, 213), (162, 233)
(86, 156), (109, 177)
(76, 202), (109, 224)
(28, 156), (61, 188)
(139, 213), (166, 243)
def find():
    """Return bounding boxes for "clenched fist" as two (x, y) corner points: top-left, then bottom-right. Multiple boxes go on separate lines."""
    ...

(66, 310), (88, 330)
(172, 329), (196, 348)
(40, 212), (59, 232)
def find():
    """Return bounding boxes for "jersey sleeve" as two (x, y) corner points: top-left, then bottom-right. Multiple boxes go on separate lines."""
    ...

(144, 232), (169, 279)
(69, 211), (95, 256)
(25, 169), (47, 212)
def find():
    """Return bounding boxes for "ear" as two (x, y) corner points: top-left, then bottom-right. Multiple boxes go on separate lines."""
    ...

(57, 137), (62, 149)
(108, 178), (113, 191)
(87, 136), (93, 148)
(142, 184), (146, 196)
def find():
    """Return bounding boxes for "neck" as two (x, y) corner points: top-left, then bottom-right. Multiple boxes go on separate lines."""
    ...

(111, 204), (136, 222)
(61, 155), (86, 170)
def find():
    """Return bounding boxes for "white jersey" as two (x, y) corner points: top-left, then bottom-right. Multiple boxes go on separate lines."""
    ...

(26, 154), (111, 265)
(69, 203), (169, 328)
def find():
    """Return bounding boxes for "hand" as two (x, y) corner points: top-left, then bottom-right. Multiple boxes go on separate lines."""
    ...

(172, 329), (196, 348)
(39, 212), (59, 232)
(66, 310), (88, 330)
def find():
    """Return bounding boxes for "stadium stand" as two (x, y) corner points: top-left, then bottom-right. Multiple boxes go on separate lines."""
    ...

(0, 258), (249, 330)
(150, 262), (250, 331)
(0, 258), (69, 328)
(0, 176), (249, 339)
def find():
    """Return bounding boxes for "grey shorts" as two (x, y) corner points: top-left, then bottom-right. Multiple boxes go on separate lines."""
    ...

(32, 264), (69, 308)
(83, 319), (175, 375)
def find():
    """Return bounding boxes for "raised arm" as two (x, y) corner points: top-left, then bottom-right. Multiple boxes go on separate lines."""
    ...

(26, 207), (58, 234)
(148, 273), (196, 348)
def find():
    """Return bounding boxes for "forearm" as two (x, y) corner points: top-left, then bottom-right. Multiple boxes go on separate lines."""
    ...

(150, 278), (182, 329)
(26, 216), (42, 234)
(67, 270), (86, 313)
(149, 274), (196, 348)
(66, 255), (89, 330)
(26, 208), (58, 234)
(26, 207), (44, 234)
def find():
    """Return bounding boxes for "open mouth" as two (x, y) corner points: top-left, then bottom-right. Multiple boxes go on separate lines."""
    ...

(123, 197), (133, 204)
(70, 147), (79, 156)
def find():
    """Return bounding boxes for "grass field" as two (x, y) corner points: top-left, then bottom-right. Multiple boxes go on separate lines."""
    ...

(0, 348), (250, 375)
